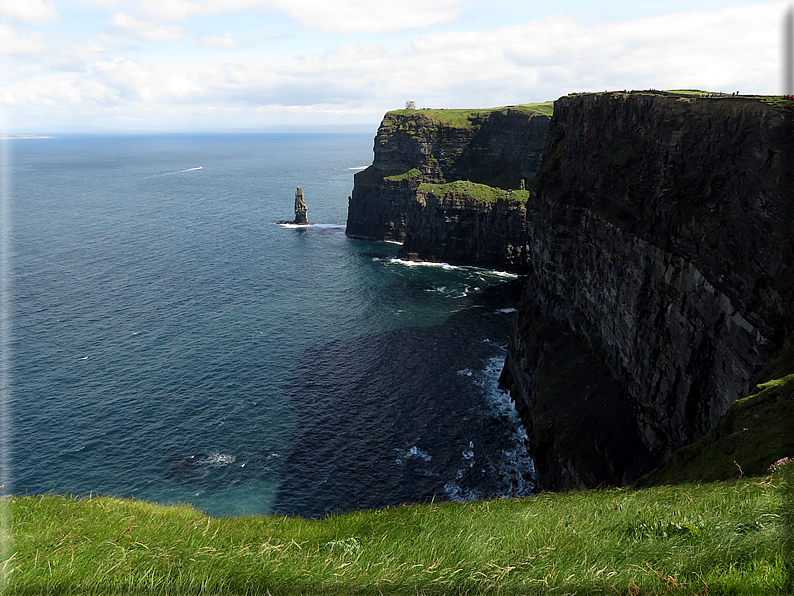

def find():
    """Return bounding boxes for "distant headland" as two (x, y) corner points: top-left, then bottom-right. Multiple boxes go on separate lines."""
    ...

(0, 134), (52, 139)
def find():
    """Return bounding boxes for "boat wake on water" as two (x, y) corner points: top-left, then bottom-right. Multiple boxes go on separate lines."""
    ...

(159, 166), (204, 176)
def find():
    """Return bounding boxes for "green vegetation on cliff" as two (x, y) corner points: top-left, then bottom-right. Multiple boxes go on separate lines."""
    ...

(384, 168), (422, 182)
(418, 180), (529, 204)
(9, 473), (789, 595)
(383, 101), (553, 131)
(761, 96), (794, 119)
(637, 345), (794, 487)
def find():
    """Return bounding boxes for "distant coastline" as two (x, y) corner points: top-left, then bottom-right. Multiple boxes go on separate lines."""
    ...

(0, 134), (52, 139)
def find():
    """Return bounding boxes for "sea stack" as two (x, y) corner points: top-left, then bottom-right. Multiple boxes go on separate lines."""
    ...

(293, 187), (309, 225)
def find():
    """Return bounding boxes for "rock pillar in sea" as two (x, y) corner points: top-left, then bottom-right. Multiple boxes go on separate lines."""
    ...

(294, 187), (309, 225)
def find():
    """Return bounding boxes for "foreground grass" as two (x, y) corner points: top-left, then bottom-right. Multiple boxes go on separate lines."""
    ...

(6, 475), (790, 595)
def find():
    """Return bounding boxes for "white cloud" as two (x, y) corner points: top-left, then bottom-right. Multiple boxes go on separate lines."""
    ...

(0, 0), (59, 24)
(0, 25), (48, 55)
(83, 0), (462, 32)
(0, 26), (109, 81)
(2, 2), (788, 131)
(494, 5), (782, 93)
(0, 75), (82, 106)
(93, 57), (202, 101)
(197, 33), (292, 50)
(108, 12), (186, 42)
(199, 33), (242, 50)
(267, 0), (461, 33)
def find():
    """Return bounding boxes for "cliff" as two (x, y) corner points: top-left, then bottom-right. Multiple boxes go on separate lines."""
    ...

(502, 92), (794, 489)
(347, 91), (794, 491)
(345, 103), (552, 261)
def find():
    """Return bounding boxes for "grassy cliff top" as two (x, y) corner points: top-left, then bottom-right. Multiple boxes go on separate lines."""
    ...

(384, 101), (554, 129)
(10, 474), (788, 595)
(381, 93), (793, 132)
(384, 167), (422, 182)
(418, 180), (529, 203)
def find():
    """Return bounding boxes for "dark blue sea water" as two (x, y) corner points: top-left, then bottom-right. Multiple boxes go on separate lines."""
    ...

(8, 133), (534, 517)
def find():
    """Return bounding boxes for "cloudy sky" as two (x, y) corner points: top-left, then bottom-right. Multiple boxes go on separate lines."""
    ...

(0, 0), (790, 132)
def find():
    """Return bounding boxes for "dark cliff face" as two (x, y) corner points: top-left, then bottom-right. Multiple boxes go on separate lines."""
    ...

(346, 166), (415, 242)
(501, 92), (794, 489)
(345, 92), (794, 492)
(399, 192), (531, 272)
(463, 109), (549, 188)
(344, 107), (551, 249)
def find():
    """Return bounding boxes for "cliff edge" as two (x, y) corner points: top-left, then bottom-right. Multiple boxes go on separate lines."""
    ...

(347, 91), (794, 491)
(345, 103), (552, 271)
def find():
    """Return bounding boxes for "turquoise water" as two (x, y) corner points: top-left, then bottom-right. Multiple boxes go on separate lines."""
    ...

(9, 133), (533, 517)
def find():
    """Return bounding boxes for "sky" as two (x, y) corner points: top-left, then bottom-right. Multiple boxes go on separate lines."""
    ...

(0, 0), (791, 133)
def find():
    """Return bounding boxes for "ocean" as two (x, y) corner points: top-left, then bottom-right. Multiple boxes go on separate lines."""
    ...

(8, 132), (534, 518)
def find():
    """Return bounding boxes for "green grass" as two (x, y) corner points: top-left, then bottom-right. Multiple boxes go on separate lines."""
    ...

(760, 96), (794, 119)
(418, 180), (529, 204)
(384, 168), (422, 182)
(384, 101), (554, 130)
(637, 345), (794, 487)
(509, 101), (554, 117)
(6, 476), (789, 595)
(666, 90), (713, 96)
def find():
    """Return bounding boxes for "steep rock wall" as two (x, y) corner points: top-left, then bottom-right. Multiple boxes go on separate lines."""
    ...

(345, 107), (550, 249)
(501, 93), (794, 489)
(346, 92), (794, 491)
(399, 191), (531, 272)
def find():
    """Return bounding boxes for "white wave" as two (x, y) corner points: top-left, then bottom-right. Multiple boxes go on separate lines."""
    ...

(481, 338), (507, 349)
(469, 357), (537, 498)
(444, 481), (482, 502)
(475, 357), (516, 417)
(385, 257), (519, 278)
(457, 369), (473, 376)
(499, 307), (517, 313)
(201, 452), (236, 467)
(394, 445), (432, 465)
(484, 269), (520, 279)
(499, 426), (536, 497)
(388, 258), (458, 270)
(276, 223), (345, 229)
(348, 166), (369, 170)
(419, 283), (472, 299)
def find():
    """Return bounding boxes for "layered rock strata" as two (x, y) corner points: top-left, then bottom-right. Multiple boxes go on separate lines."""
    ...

(279, 186), (310, 225)
(501, 93), (794, 489)
(398, 190), (531, 272)
(347, 92), (794, 491)
(345, 106), (551, 253)
(293, 187), (309, 225)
